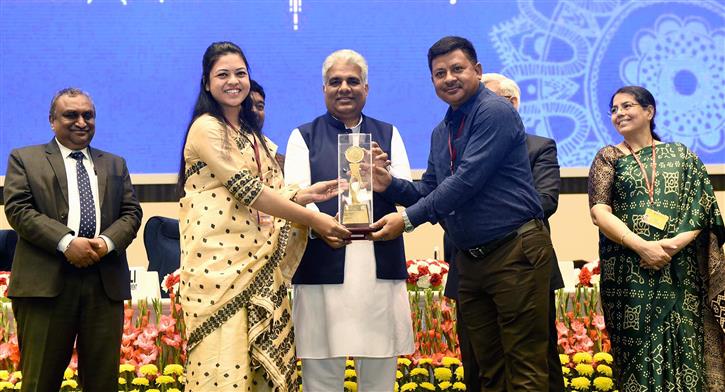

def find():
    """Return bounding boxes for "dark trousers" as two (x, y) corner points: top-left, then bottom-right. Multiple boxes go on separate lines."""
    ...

(457, 291), (564, 392)
(457, 224), (552, 391)
(12, 267), (124, 392)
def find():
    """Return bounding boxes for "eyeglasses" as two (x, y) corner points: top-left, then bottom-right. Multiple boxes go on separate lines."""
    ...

(609, 102), (641, 115)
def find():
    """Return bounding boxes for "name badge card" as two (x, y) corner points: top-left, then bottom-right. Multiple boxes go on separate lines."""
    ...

(642, 208), (669, 230)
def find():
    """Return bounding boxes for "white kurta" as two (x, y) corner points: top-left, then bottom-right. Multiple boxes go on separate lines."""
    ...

(284, 121), (414, 358)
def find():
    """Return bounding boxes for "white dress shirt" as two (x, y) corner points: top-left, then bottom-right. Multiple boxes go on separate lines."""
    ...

(55, 139), (115, 252)
(284, 119), (414, 358)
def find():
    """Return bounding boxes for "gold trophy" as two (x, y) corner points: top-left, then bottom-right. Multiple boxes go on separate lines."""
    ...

(338, 133), (374, 239)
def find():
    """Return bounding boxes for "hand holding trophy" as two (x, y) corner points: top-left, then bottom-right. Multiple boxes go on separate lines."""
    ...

(338, 133), (374, 239)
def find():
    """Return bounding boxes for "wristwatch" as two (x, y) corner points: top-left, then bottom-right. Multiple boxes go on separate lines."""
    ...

(401, 210), (415, 233)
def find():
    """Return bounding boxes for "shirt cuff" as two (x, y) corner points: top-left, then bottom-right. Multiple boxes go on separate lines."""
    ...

(100, 235), (116, 252)
(405, 203), (428, 228)
(57, 234), (74, 253)
(382, 176), (404, 200)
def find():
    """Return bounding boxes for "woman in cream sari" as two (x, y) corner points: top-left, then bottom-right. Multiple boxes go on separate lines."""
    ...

(178, 41), (349, 391)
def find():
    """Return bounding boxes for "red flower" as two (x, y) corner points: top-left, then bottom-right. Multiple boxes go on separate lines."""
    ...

(578, 268), (592, 287)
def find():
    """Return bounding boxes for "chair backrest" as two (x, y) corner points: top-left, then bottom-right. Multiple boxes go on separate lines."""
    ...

(143, 216), (181, 298)
(0, 230), (18, 271)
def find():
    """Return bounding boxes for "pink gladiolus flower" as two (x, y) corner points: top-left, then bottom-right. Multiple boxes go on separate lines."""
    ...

(161, 334), (182, 348)
(137, 350), (158, 365)
(593, 314), (606, 331)
(158, 315), (176, 334)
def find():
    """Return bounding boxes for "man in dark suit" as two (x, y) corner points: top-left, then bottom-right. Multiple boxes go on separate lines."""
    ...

(3, 87), (142, 391)
(443, 73), (565, 391)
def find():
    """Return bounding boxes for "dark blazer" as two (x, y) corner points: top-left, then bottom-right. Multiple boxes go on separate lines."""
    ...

(444, 134), (564, 299)
(3, 140), (142, 301)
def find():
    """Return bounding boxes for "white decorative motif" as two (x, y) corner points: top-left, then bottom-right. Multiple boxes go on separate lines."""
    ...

(490, 0), (725, 166)
(623, 304), (641, 330)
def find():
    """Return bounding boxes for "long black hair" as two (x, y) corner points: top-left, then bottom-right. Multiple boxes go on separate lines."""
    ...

(177, 41), (272, 196)
(609, 85), (661, 141)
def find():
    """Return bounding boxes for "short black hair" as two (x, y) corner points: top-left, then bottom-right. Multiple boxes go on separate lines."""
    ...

(250, 79), (265, 99)
(427, 36), (478, 71)
(49, 87), (94, 120)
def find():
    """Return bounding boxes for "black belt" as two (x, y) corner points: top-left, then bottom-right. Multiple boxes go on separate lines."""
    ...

(466, 219), (543, 260)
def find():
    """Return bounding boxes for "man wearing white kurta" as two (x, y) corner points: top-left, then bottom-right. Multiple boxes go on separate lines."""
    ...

(285, 49), (414, 391)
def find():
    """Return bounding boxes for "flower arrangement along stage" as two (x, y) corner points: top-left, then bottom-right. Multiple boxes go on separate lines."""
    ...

(0, 258), (615, 391)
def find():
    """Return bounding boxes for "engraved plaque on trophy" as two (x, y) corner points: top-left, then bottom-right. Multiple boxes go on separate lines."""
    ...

(338, 133), (374, 240)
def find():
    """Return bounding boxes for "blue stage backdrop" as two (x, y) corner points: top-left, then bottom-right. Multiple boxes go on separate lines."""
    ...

(1, 0), (723, 174)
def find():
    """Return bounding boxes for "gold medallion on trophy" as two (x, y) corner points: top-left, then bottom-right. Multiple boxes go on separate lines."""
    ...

(342, 145), (370, 225)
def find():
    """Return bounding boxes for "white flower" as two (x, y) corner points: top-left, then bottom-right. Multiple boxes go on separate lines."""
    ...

(429, 264), (442, 274)
(417, 275), (431, 289)
(590, 275), (600, 286)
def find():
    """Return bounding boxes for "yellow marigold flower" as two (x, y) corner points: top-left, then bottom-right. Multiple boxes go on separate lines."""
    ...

(139, 364), (158, 376)
(570, 376), (591, 390)
(593, 352), (614, 364)
(394, 382), (399, 392)
(401, 382), (417, 392)
(63, 368), (75, 380)
(131, 377), (150, 386)
(345, 369), (357, 379)
(564, 377), (569, 387)
(559, 354), (570, 365)
(163, 364), (184, 376)
(177, 375), (186, 384)
(397, 358), (412, 367)
(344, 381), (357, 392)
(167, 389), (181, 392)
(147, 390), (160, 392)
(454, 366), (464, 380)
(130, 390), (140, 392)
(434, 367), (453, 382)
(439, 381), (452, 390)
(597, 364), (613, 377)
(118, 377), (127, 385)
(10, 372), (20, 380)
(420, 382), (435, 391)
(418, 358), (433, 366)
(0, 382), (15, 389)
(572, 352), (592, 364)
(396, 370), (403, 380)
(0, 372), (8, 381)
(119, 363), (135, 373)
(410, 367), (429, 377)
(346, 359), (355, 368)
(593, 376), (614, 391)
(441, 357), (461, 367)
(561, 366), (571, 375)
(453, 366), (463, 381)
(452, 381), (467, 391)
(13, 381), (21, 390)
(155, 375), (175, 384)
(575, 363), (594, 377)
(61, 380), (78, 388)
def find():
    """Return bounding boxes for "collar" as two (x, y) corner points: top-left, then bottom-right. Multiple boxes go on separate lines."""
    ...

(325, 112), (364, 132)
(55, 138), (90, 160)
(444, 82), (484, 125)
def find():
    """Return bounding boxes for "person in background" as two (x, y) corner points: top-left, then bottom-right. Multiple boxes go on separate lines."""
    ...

(588, 85), (725, 390)
(4, 87), (142, 391)
(177, 41), (348, 391)
(250, 79), (285, 172)
(284, 49), (414, 392)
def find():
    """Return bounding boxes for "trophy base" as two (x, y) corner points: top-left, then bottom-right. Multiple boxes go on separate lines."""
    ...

(345, 224), (375, 240)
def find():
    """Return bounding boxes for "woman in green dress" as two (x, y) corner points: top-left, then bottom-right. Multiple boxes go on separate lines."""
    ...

(588, 86), (725, 391)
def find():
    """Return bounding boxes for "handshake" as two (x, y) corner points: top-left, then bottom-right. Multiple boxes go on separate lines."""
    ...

(63, 237), (110, 268)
